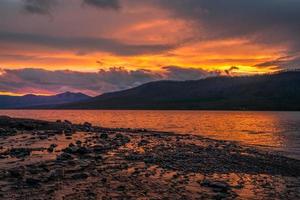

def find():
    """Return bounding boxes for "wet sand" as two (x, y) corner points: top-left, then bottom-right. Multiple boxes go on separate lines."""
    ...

(0, 116), (299, 199)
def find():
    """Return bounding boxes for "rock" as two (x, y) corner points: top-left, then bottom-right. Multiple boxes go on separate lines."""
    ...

(39, 135), (48, 140)
(201, 180), (231, 192)
(50, 144), (58, 148)
(9, 148), (31, 158)
(25, 178), (40, 187)
(8, 169), (22, 179)
(100, 133), (108, 139)
(47, 147), (54, 153)
(56, 153), (73, 161)
(214, 193), (228, 200)
(71, 173), (89, 180)
(83, 122), (92, 127)
(0, 128), (17, 137)
(47, 143), (58, 152)
(93, 145), (105, 153)
(64, 120), (72, 125)
(69, 143), (75, 147)
(77, 147), (90, 155)
(101, 178), (107, 184)
(114, 133), (130, 144)
(115, 133), (123, 139)
(63, 146), (78, 154)
(64, 132), (73, 137)
(116, 185), (126, 192)
(138, 139), (150, 146)
(94, 154), (103, 160)
(48, 169), (64, 181)
(63, 146), (90, 155)
(89, 170), (99, 176)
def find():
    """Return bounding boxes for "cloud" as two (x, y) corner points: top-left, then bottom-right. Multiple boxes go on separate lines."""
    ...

(83, 0), (120, 10)
(156, 0), (300, 58)
(22, 0), (57, 15)
(0, 31), (174, 56)
(224, 66), (239, 75)
(162, 66), (219, 80)
(0, 67), (219, 96)
(20, 0), (120, 15)
(255, 55), (300, 70)
(157, 0), (300, 37)
(1, 0), (299, 71)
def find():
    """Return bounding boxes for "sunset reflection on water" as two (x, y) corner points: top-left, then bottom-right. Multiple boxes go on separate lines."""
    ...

(0, 110), (299, 159)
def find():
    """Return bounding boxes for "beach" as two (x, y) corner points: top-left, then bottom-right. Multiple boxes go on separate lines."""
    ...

(0, 116), (299, 199)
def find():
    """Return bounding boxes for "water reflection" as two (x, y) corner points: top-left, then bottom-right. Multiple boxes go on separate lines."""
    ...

(0, 110), (299, 159)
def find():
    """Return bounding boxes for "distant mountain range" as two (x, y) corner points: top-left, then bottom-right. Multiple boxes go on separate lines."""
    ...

(58, 71), (300, 111)
(1, 71), (299, 110)
(0, 92), (91, 109)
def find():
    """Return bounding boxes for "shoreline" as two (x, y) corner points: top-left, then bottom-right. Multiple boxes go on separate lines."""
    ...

(1, 108), (300, 111)
(0, 116), (300, 199)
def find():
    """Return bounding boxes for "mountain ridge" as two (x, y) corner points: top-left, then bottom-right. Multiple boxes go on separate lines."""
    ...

(57, 71), (300, 111)
(0, 92), (91, 109)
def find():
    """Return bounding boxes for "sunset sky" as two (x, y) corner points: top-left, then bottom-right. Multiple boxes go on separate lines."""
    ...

(0, 0), (300, 96)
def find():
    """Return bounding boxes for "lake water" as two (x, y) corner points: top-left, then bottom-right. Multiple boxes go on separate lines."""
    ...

(0, 110), (300, 159)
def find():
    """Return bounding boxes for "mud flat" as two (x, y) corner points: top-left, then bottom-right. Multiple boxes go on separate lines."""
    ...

(0, 116), (299, 199)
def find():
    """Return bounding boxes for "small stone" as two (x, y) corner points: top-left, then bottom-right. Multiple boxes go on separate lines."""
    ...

(71, 173), (89, 180)
(83, 122), (92, 127)
(116, 185), (125, 191)
(56, 153), (73, 161)
(25, 178), (40, 187)
(9, 148), (31, 158)
(93, 145), (105, 153)
(138, 139), (150, 146)
(8, 170), (22, 179)
(77, 147), (90, 155)
(201, 180), (231, 193)
(100, 133), (108, 139)
(64, 120), (72, 125)
(101, 178), (107, 183)
(50, 144), (58, 148)
(47, 147), (54, 153)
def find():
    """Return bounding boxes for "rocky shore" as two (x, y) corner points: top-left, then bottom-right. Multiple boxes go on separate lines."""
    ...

(0, 116), (299, 199)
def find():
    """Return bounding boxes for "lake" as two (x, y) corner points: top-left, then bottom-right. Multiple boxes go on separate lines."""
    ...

(0, 110), (299, 159)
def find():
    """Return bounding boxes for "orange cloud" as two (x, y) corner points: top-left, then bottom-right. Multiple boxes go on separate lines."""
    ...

(0, 0), (295, 94)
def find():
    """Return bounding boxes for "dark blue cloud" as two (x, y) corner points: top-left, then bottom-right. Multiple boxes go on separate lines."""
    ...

(0, 67), (219, 95)
(23, 0), (57, 15)
(0, 31), (174, 56)
(83, 0), (120, 10)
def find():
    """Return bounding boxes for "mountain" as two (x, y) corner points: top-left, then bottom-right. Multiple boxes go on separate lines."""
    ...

(0, 92), (91, 109)
(59, 71), (300, 110)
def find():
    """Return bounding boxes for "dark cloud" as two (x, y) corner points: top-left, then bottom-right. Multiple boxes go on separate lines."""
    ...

(0, 68), (159, 96)
(83, 0), (120, 10)
(162, 66), (219, 80)
(0, 67), (219, 96)
(0, 31), (174, 56)
(255, 55), (300, 70)
(157, 0), (300, 39)
(157, 0), (300, 65)
(225, 66), (239, 76)
(20, 0), (120, 15)
(22, 0), (57, 15)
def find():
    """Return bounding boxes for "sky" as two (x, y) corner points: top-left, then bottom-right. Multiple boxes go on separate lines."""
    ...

(0, 0), (300, 96)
